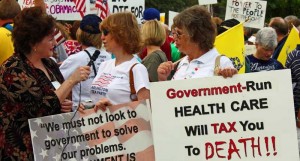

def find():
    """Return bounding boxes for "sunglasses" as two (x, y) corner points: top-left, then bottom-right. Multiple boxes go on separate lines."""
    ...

(102, 29), (110, 36)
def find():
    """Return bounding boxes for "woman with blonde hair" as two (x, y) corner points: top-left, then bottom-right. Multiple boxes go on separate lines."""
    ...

(91, 12), (150, 111)
(141, 20), (168, 82)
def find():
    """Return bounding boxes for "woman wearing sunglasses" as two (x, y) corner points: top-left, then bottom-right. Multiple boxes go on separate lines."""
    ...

(90, 12), (150, 111)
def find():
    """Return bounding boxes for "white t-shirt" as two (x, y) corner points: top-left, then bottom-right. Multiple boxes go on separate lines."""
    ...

(173, 48), (234, 80)
(90, 57), (150, 105)
(59, 47), (112, 109)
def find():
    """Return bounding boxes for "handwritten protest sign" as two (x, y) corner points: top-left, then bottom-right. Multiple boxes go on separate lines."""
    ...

(109, 0), (145, 24)
(225, 0), (267, 29)
(18, 0), (85, 20)
(150, 70), (299, 161)
(28, 101), (154, 161)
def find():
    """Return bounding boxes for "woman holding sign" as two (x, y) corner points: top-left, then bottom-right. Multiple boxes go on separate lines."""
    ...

(157, 5), (237, 80)
(91, 12), (150, 111)
(0, 7), (90, 160)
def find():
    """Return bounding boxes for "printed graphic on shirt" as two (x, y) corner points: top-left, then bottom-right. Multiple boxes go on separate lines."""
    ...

(91, 73), (124, 97)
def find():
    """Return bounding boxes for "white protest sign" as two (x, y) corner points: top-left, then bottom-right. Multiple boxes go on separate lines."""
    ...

(168, 11), (179, 30)
(225, 0), (267, 29)
(150, 70), (299, 161)
(198, 0), (218, 5)
(245, 44), (257, 55)
(109, 0), (145, 24)
(18, 0), (85, 20)
(28, 101), (154, 161)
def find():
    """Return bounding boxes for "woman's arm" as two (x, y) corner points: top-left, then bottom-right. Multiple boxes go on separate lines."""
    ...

(55, 66), (90, 103)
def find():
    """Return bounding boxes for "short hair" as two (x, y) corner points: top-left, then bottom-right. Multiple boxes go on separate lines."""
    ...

(284, 15), (298, 23)
(141, 20), (166, 47)
(76, 28), (102, 48)
(0, 0), (21, 20)
(268, 17), (288, 36)
(173, 5), (216, 51)
(12, 7), (56, 55)
(100, 12), (141, 54)
(255, 27), (278, 49)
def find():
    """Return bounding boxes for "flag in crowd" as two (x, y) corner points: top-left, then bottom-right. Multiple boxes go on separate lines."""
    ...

(54, 29), (66, 46)
(215, 23), (246, 73)
(95, 0), (110, 20)
(74, 0), (86, 18)
(277, 26), (300, 66)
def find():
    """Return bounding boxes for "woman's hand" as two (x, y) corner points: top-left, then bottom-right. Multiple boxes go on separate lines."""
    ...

(69, 66), (91, 84)
(94, 98), (112, 112)
(61, 99), (72, 113)
(157, 61), (174, 81)
(217, 68), (238, 78)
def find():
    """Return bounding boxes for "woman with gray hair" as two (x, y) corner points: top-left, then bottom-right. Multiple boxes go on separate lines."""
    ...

(245, 27), (284, 73)
(157, 5), (237, 81)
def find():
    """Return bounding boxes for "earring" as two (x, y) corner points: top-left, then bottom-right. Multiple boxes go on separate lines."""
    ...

(34, 48), (37, 52)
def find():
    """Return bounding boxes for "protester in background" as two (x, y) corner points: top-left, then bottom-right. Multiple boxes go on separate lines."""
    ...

(60, 14), (111, 110)
(157, 5), (237, 81)
(91, 12), (150, 111)
(212, 16), (223, 28)
(141, 20), (168, 82)
(268, 17), (288, 60)
(0, 7), (91, 160)
(0, 0), (21, 64)
(139, 8), (172, 61)
(64, 20), (82, 56)
(284, 15), (298, 32)
(245, 27), (284, 73)
(286, 25), (300, 124)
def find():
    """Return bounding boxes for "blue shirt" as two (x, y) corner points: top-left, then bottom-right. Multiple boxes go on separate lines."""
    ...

(245, 54), (284, 73)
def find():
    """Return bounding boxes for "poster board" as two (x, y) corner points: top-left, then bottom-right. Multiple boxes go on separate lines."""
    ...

(150, 70), (299, 161)
(225, 0), (267, 29)
(18, 0), (85, 20)
(29, 101), (154, 160)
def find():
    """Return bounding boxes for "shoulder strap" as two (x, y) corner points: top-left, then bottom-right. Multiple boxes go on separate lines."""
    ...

(214, 55), (224, 76)
(129, 63), (138, 101)
(84, 50), (97, 76)
(2, 23), (13, 32)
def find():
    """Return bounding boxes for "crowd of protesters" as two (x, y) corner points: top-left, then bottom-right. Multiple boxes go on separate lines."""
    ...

(0, 0), (300, 160)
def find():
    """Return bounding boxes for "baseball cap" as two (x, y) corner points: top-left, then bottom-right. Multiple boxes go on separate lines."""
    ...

(142, 8), (160, 21)
(80, 14), (101, 34)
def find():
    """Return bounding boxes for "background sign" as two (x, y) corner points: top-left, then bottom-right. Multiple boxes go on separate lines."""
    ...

(198, 0), (218, 5)
(29, 101), (154, 161)
(109, 0), (145, 24)
(150, 70), (299, 161)
(18, 0), (84, 20)
(225, 0), (267, 28)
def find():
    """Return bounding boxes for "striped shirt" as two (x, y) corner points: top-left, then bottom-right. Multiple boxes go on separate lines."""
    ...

(286, 44), (300, 110)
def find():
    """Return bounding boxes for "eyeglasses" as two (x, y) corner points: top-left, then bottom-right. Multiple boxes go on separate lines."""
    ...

(102, 29), (110, 36)
(172, 29), (186, 39)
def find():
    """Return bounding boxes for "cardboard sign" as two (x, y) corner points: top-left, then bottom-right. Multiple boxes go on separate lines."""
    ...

(29, 101), (154, 161)
(109, 0), (145, 24)
(225, 0), (267, 29)
(18, 0), (84, 20)
(150, 70), (299, 161)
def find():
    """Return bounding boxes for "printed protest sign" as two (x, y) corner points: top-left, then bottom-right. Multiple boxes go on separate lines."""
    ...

(150, 70), (299, 161)
(109, 0), (145, 24)
(225, 0), (267, 29)
(28, 101), (154, 161)
(18, 0), (85, 20)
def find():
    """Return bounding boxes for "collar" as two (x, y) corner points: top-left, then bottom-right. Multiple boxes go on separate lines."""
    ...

(186, 48), (218, 64)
